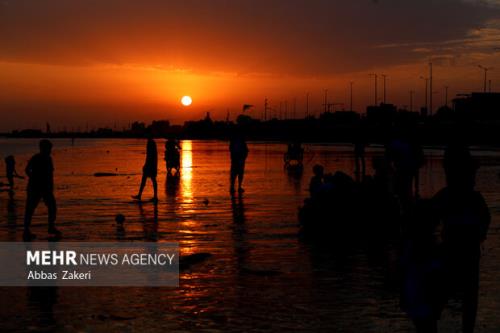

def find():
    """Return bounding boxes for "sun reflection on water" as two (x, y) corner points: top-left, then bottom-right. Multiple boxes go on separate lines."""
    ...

(181, 140), (193, 202)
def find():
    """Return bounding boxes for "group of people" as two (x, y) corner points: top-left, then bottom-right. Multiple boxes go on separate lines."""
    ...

(308, 164), (357, 202)
(2, 132), (249, 241)
(1, 132), (491, 332)
(1, 140), (61, 241)
(131, 132), (249, 201)
(400, 143), (489, 333)
(304, 140), (489, 333)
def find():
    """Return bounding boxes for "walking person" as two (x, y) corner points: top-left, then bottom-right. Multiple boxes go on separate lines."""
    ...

(229, 130), (248, 195)
(23, 140), (60, 241)
(132, 135), (158, 203)
(5, 155), (23, 191)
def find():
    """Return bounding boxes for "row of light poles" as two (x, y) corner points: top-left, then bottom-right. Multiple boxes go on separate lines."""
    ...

(263, 63), (493, 120)
(478, 65), (494, 93)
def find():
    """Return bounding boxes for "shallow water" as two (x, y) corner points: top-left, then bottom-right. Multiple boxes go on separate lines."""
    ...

(0, 138), (499, 332)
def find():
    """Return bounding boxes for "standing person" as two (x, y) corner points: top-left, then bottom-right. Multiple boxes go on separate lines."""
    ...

(164, 137), (181, 176)
(432, 144), (490, 333)
(5, 155), (23, 190)
(23, 140), (60, 241)
(132, 135), (158, 202)
(229, 130), (248, 195)
(410, 136), (425, 200)
(386, 129), (424, 210)
(354, 140), (366, 183)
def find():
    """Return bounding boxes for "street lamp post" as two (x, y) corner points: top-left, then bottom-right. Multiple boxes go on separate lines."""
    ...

(369, 74), (378, 106)
(420, 76), (429, 114)
(478, 65), (493, 93)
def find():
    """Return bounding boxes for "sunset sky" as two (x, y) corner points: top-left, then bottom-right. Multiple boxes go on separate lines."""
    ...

(1, 0), (500, 131)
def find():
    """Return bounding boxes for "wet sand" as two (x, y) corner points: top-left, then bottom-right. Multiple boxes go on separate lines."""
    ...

(0, 139), (499, 332)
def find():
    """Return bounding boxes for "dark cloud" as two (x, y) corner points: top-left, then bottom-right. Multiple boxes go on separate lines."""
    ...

(0, 0), (499, 75)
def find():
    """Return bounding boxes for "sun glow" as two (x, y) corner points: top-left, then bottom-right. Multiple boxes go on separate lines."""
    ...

(181, 140), (193, 203)
(181, 95), (192, 106)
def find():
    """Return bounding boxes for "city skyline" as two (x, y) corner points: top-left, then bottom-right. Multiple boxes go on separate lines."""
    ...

(1, 0), (500, 130)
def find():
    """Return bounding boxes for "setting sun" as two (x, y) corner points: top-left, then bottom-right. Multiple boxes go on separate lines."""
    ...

(181, 95), (192, 106)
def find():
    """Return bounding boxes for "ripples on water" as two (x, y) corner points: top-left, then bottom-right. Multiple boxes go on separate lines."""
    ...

(0, 138), (499, 332)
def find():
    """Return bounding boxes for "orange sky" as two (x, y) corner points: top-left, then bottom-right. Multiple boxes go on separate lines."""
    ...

(1, 0), (500, 131)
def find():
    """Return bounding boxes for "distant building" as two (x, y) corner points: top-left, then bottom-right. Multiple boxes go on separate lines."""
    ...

(366, 103), (397, 123)
(396, 110), (420, 123)
(319, 111), (360, 124)
(420, 107), (428, 118)
(453, 92), (500, 120)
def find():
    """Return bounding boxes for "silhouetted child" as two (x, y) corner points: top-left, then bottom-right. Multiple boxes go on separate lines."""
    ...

(23, 140), (60, 241)
(133, 136), (158, 202)
(4, 155), (22, 190)
(229, 130), (248, 194)
(309, 164), (324, 199)
(432, 144), (490, 333)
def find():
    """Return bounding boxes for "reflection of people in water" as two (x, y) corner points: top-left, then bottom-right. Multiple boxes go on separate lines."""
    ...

(28, 286), (58, 327)
(138, 201), (159, 241)
(165, 137), (181, 176)
(229, 130), (249, 195)
(23, 140), (60, 241)
(432, 144), (490, 333)
(231, 195), (246, 225)
(231, 195), (248, 271)
(4, 155), (23, 191)
(132, 136), (158, 202)
(115, 214), (126, 240)
(165, 172), (181, 197)
(7, 191), (18, 241)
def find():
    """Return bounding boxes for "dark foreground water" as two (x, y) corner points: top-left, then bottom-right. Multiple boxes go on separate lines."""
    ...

(0, 139), (499, 332)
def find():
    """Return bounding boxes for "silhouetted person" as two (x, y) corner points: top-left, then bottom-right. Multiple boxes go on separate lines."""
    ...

(165, 137), (181, 175)
(284, 141), (304, 167)
(5, 155), (22, 190)
(354, 138), (367, 183)
(229, 131), (248, 194)
(133, 136), (158, 202)
(432, 144), (490, 333)
(386, 129), (424, 209)
(401, 200), (445, 333)
(309, 164), (324, 199)
(23, 140), (60, 241)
